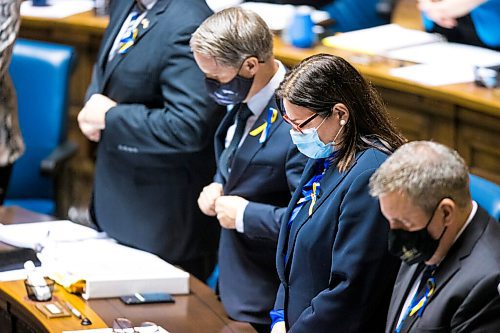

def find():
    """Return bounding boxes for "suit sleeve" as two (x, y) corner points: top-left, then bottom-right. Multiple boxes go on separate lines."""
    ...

(288, 168), (395, 333)
(452, 274), (500, 333)
(101, 23), (220, 154)
(242, 142), (306, 241)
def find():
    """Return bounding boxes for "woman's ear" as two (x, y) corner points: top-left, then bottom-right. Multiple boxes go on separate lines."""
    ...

(333, 103), (350, 123)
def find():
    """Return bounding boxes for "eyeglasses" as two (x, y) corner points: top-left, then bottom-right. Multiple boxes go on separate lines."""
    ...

(112, 318), (159, 333)
(275, 96), (319, 134)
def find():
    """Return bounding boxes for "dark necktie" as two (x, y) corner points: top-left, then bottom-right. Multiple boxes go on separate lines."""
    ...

(396, 264), (437, 333)
(219, 103), (253, 181)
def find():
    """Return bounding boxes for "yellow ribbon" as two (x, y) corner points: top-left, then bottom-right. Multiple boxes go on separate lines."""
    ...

(249, 108), (278, 138)
(309, 182), (319, 216)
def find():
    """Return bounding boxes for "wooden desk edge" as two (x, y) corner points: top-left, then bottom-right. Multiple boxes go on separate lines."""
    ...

(0, 279), (108, 332)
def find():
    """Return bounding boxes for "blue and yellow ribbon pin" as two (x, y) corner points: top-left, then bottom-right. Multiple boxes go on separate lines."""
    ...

(249, 107), (278, 143)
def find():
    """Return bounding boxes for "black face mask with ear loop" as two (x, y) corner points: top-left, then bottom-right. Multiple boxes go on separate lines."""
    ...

(388, 198), (448, 266)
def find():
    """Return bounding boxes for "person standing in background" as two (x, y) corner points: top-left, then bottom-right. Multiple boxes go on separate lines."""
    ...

(418, 0), (500, 50)
(77, 0), (222, 280)
(0, 0), (24, 204)
(191, 8), (307, 333)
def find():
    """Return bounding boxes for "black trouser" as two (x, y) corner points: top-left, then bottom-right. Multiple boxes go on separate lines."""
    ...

(0, 164), (13, 205)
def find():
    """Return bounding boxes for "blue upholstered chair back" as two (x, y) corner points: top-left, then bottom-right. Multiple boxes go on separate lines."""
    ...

(470, 174), (500, 220)
(5, 39), (75, 215)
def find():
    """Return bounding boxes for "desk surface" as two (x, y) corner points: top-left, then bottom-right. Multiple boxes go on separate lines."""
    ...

(0, 207), (256, 333)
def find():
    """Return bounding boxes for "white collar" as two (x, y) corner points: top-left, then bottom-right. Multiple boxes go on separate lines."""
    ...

(453, 200), (478, 243)
(138, 0), (157, 10)
(246, 60), (286, 116)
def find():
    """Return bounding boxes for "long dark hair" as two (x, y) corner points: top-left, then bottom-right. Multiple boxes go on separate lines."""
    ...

(276, 53), (406, 171)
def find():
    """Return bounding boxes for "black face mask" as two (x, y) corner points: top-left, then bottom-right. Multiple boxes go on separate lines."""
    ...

(388, 199), (448, 266)
(205, 75), (254, 106)
(204, 57), (255, 106)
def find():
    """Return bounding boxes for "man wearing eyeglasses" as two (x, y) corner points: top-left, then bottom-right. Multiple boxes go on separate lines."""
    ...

(369, 141), (500, 333)
(190, 7), (307, 333)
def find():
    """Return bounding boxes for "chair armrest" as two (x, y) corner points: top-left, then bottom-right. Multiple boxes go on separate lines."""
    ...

(41, 141), (78, 176)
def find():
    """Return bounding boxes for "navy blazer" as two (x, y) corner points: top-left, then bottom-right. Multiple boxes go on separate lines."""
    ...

(386, 206), (500, 333)
(215, 97), (307, 324)
(275, 147), (400, 332)
(86, 0), (223, 266)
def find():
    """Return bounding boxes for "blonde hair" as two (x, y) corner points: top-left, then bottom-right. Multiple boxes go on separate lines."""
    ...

(190, 7), (273, 68)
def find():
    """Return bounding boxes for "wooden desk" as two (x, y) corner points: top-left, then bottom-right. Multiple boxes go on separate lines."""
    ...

(0, 207), (256, 333)
(18, 0), (499, 214)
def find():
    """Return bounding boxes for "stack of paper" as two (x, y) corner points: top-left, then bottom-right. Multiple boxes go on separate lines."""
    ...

(322, 24), (444, 55)
(0, 220), (189, 298)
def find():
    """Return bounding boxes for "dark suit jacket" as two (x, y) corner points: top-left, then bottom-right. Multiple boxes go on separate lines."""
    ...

(86, 0), (223, 265)
(215, 98), (307, 324)
(386, 206), (500, 333)
(274, 147), (400, 332)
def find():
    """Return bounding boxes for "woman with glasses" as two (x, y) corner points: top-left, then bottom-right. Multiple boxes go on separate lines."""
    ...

(270, 54), (406, 333)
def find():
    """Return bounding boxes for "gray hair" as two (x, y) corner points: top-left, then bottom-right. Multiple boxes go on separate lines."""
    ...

(190, 7), (273, 68)
(369, 141), (470, 215)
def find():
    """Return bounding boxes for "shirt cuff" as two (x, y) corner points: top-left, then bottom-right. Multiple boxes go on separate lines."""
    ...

(235, 199), (249, 233)
(270, 309), (285, 330)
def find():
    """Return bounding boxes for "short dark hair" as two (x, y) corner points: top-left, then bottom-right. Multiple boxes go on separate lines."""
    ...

(276, 53), (406, 171)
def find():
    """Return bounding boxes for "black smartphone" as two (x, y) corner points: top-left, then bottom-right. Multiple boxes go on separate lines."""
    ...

(120, 292), (175, 305)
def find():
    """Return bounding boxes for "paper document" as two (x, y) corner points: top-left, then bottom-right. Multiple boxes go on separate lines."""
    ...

(21, 0), (94, 19)
(0, 220), (105, 250)
(322, 24), (444, 55)
(386, 42), (500, 67)
(390, 64), (476, 86)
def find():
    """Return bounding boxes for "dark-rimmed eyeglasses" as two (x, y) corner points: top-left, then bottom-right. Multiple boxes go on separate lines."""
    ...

(275, 96), (319, 134)
(112, 318), (159, 333)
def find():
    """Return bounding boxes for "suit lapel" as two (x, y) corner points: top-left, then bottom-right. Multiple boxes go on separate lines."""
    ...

(283, 151), (370, 272)
(97, 0), (134, 77)
(225, 99), (281, 191)
(387, 263), (422, 333)
(276, 159), (316, 281)
(101, 0), (172, 92)
(214, 106), (239, 161)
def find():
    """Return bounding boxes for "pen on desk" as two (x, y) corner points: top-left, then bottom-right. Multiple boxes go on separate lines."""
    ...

(64, 301), (92, 326)
(65, 301), (82, 319)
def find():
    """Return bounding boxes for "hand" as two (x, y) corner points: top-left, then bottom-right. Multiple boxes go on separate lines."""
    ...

(214, 195), (248, 229)
(271, 322), (286, 333)
(417, 0), (485, 29)
(197, 182), (223, 216)
(78, 94), (117, 142)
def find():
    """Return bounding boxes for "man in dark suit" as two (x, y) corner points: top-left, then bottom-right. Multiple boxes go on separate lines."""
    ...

(190, 8), (306, 333)
(77, 0), (223, 280)
(369, 141), (500, 333)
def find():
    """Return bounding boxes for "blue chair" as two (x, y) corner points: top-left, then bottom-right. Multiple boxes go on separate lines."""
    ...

(5, 39), (76, 217)
(470, 174), (500, 220)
